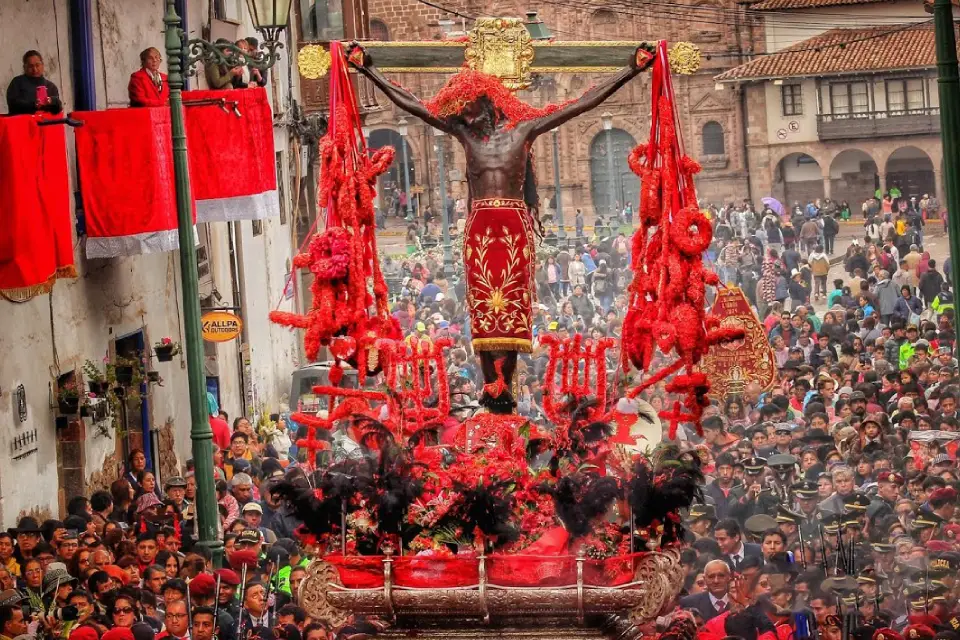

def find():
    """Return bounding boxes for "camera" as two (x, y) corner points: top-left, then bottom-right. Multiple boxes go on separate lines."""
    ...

(49, 606), (80, 622)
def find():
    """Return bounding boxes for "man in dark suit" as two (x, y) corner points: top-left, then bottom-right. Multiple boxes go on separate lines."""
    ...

(679, 559), (732, 621)
(714, 519), (762, 571)
(128, 47), (169, 107)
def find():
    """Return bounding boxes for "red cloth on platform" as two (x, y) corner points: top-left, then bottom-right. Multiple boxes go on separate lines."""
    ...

(464, 198), (535, 352)
(183, 88), (278, 222)
(73, 107), (181, 258)
(0, 115), (75, 301)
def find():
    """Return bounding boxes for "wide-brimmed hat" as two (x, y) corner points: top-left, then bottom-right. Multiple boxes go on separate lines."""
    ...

(0, 589), (24, 607)
(801, 428), (833, 444)
(134, 492), (162, 514)
(8, 517), (42, 536)
(42, 562), (77, 596)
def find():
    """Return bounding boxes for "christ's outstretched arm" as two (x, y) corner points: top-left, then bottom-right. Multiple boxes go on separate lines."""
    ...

(348, 43), (456, 134)
(526, 44), (656, 139)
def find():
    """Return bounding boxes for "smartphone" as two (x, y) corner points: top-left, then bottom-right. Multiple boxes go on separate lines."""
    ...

(36, 85), (48, 104)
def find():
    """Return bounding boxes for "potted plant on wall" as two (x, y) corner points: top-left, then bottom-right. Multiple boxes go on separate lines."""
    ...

(83, 360), (108, 396)
(112, 357), (138, 385)
(57, 380), (81, 415)
(153, 338), (181, 362)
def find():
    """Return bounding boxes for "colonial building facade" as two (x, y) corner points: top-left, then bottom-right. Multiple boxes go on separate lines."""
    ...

(716, 0), (937, 209)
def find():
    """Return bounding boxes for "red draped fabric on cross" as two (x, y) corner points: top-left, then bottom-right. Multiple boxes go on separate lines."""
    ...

(0, 115), (75, 301)
(183, 88), (279, 223)
(621, 41), (743, 438)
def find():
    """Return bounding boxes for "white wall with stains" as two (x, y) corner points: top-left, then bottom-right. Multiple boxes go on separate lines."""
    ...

(0, 0), (303, 523)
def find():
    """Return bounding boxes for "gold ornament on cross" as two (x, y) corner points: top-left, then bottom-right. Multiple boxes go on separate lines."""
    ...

(464, 17), (536, 90)
(298, 45), (332, 79)
(668, 42), (702, 75)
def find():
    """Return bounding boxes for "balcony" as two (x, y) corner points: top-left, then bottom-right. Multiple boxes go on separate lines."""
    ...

(817, 108), (941, 141)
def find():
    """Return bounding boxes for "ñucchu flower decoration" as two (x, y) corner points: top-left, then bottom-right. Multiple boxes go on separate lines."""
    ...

(270, 42), (400, 373)
(621, 41), (744, 438)
(423, 69), (573, 126)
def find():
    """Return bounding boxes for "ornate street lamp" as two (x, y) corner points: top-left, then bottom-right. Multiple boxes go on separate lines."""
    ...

(601, 111), (617, 217)
(162, 0), (291, 566)
(398, 117), (414, 220)
(524, 11), (552, 40)
(179, 0), (293, 74)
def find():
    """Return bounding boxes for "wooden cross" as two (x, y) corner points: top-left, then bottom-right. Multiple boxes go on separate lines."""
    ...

(297, 17), (701, 93)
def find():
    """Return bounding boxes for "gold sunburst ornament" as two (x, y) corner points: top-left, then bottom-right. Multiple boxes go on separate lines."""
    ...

(668, 42), (702, 75)
(298, 45), (332, 80)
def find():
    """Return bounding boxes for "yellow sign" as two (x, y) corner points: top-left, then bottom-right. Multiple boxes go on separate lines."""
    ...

(201, 311), (243, 342)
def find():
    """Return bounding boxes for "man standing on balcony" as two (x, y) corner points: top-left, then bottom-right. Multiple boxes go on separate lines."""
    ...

(6, 51), (62, 116)
(128, 48), (169, 107)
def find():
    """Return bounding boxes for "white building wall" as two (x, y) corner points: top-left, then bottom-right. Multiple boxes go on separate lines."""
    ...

(763, 79), (818, 145)
(763, 0), (929, 53)
(0, 0), (301, 522)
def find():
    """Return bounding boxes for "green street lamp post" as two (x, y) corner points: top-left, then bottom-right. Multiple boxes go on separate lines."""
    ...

(162, 0), (292, 566)
(932, 0), (960, 346)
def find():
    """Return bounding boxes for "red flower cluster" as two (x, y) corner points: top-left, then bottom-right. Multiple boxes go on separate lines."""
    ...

(620, 43), (744, 438)
(270, 47), (400, 363)
(423, 69), (574, 127)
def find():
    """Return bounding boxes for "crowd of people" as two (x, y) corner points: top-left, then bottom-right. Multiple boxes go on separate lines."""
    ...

(664, 192), (960, 640)
(6, 60), (960, 640)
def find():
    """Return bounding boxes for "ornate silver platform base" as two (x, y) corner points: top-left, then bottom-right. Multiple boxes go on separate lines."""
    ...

(299, 549), (685, 631)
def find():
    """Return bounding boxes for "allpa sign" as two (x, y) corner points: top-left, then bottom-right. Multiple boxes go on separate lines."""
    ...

(201, 311), (243, 342)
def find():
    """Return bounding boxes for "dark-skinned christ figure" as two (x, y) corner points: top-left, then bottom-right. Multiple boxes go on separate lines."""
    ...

(348, 42), (655, 414)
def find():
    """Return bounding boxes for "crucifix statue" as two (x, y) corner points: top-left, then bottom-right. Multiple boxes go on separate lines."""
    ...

(345, 34), (656, 414)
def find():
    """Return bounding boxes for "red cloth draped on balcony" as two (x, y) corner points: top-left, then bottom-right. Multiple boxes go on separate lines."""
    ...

(183, 88), (279, 223)
(0, 115), (75, 301)
(74, 107), (181, 258)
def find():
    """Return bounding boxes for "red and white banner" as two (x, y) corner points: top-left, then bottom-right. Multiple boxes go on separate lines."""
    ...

(74, 108), (181, 258)
(0, 116), (76, 300)
(184, 88), (279, 223)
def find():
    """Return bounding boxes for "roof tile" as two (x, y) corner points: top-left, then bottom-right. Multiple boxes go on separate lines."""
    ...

(714, 23), (936, 81)
(748, 0), (891, 11)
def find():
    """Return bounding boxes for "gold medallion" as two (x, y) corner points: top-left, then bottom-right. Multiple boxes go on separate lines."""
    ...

(668, 42), (702, 75)
(298, 45), (332, 80)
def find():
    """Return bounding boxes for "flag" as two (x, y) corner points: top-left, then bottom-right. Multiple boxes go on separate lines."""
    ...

(74, 107), (180, 258)
(183, 88), (279, 223)
(0, 115), (75, 301)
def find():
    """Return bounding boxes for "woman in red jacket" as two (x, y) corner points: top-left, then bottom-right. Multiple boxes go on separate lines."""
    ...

(128, 47), (169, 107)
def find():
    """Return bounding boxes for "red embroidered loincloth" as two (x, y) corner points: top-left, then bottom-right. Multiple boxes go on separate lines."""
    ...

(464, 198), (535, 353)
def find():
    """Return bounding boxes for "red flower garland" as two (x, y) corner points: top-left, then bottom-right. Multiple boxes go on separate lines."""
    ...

(271, 45), (399, 364)
(620, 42), (744, 438)
(423, 70), (575, 127)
